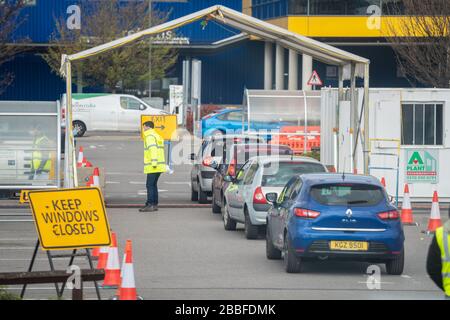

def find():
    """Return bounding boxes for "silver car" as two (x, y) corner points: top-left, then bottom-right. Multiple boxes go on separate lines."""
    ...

(222, 155), (328, 239)
(190, 134), (263, 203)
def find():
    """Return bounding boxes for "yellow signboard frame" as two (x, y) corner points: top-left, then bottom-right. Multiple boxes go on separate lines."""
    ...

(28, 187), (111, 250)
(141, 114), (178, 141)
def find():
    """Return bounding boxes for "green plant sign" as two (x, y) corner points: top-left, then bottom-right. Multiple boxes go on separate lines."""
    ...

(405, 149), (438, 183)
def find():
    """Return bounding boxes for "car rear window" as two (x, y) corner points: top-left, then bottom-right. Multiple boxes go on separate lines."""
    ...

(232, 144), (292, 165)
(310, 183), (385, 206)
(262, 162), (326, 187)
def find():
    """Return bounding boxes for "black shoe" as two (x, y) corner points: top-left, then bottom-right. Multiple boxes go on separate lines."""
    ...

(140, 205), (157, 213)
(139, 205), (153, 212)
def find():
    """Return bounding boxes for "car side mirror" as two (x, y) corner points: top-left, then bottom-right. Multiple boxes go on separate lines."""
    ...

(265, 192), (278, 204)
(190, 153), (196, 161)
(139, 104), (146, 111)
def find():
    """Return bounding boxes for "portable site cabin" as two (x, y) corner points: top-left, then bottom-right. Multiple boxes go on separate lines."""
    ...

(321, 88), (450, 203)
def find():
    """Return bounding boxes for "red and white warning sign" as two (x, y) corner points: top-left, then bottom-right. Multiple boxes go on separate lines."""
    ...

(307, 70), (323, 86)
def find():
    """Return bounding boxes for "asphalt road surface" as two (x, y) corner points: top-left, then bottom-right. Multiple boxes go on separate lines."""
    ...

(76, 130), (197, 205)
(0, 207), (445, 300)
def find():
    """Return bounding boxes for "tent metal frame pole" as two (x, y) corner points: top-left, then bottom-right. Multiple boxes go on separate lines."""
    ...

(363, 63), (370, 174)
(350, 63), (357, 173)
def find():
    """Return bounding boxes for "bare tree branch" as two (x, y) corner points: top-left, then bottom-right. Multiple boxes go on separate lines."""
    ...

(42, 0), (178, 93)
(386, 0), (450, 88)
(0, 0), (29, 94)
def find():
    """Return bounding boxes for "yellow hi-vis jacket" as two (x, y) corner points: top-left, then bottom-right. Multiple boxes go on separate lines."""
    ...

(436, 225), (450, 296)
(32, 135), (52, 173)
(143, 128), (166, 174)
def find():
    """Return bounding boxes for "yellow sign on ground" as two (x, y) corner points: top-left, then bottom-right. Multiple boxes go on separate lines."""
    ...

(28, 188), (111, 250)
(141, 114), (178, 141)
(19, 190), (31, 204)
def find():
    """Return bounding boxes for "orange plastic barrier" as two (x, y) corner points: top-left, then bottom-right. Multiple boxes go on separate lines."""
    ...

(270, 126), (321, 153)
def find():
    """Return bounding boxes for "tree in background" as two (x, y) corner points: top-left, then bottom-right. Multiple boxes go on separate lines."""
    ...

(43, 0), (178, 93)
(0, 0), (28, 94)
(387, 0), (450, 87)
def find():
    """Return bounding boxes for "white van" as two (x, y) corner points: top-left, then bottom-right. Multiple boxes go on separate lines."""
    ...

(61, 93), (168, 137)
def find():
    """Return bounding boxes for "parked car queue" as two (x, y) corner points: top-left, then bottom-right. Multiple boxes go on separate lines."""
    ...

(190, 135), (405, 275)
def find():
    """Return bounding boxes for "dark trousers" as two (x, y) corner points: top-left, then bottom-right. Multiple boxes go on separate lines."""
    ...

(146, 173), (161, 206)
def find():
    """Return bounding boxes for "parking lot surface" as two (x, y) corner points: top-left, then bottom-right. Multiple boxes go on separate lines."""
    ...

(0, 206), (444, 300)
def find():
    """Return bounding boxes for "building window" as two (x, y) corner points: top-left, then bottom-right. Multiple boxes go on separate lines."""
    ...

(401, 103), (443, 146)
(287, 0), (405, 16)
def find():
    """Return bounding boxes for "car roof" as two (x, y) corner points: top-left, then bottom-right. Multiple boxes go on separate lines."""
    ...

(298, 173), (383, 187)
(248, 155), (322, 165)
(217, 108), (242, 113)
(204, 134), (263, 142)
(233, 143), (291, 150)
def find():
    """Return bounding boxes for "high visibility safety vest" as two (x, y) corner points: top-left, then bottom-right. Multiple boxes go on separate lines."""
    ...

(143, 129), (166, 174)
(32, 135), (52, 173)
(436, 226), (450, 297)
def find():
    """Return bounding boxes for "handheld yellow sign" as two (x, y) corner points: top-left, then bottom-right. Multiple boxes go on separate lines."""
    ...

(141, 114), (178, 141)
(28, 188), (111, 250)
(19, 190), (31, 204)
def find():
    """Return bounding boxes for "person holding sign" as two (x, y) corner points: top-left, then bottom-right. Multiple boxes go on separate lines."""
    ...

(140, 121), (166, 212)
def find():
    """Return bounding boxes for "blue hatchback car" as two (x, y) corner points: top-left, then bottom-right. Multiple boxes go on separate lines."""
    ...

(265, 173), (405, 274)
(200, 109), (286, 138)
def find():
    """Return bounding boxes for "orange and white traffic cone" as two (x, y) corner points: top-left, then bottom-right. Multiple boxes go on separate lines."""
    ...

(380, 177), (386, 188)
(91, 247), (100, 260)
(92, 168), (100, 187)
(77, 147), (85, 168)
(103, 232), (121, 288)
(85, 159), (93, 168)
(119, 241), (138, 300)
(427, 191), (442, 233)
(112, 240), (133, 299)
(401, 184), (415, 225)
(96, 246), (109, 270)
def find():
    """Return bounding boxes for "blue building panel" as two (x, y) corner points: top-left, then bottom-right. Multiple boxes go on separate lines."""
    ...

(11, 0), (242, 44)
(252, 0), (287, 20)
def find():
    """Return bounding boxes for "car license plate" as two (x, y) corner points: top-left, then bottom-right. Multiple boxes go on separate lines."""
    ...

(329, 241), (368, 251)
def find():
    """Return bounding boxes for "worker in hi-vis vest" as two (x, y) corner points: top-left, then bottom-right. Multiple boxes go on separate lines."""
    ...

(140, 121), (166, 212)
(31, 125), (52, 181)
(427, 207), (450, 299)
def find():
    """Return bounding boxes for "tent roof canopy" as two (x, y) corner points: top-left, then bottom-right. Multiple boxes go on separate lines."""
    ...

(61, 5), (369, 76)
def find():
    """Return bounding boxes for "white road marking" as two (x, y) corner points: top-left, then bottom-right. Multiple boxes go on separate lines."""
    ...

(106, 181), (120, 184)
(129, 181), (145, 185)
(89, 145), (97, 149)
(0, 259), (48, 261)
(357, 281), (395, 285)
(137, 189), (168, 195)
(164, 182), (191, 186)
(0, 247), (36, 250)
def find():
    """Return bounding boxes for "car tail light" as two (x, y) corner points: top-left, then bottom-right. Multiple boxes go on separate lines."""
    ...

(253, 187), (267, 204)
(294, 208), (320, 219)
(227, 158), (236, 177)
(202, 156), (213, 167)
(377, 210), (400, 220)
(61, 107), (66, 121)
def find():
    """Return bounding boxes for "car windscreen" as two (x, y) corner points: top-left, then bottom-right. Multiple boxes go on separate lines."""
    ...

(310, 183), (385, 206)
(262, 162), (326, 187)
